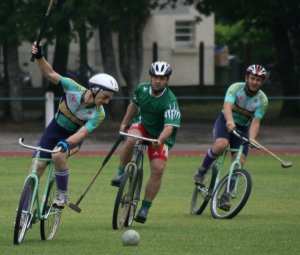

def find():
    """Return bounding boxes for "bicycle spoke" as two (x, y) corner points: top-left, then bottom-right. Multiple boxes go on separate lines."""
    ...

(40, 179), (62, 240)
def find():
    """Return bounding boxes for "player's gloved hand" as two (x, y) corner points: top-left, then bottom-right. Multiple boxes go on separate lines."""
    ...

(32, 43), (44, 59)
(56, 140), (70, 153)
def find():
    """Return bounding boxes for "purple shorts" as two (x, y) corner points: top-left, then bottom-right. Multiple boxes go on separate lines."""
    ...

(213, 114), (249, 155)
(33, 119), (82, 159)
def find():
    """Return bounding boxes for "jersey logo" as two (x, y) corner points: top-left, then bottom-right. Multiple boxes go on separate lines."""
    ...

(153, 151), (159, 156)
(164, 103), (181, 120)
(237, 94), (245, 102)
(143, 87), (148, 92)
(67, 94), (77, 105)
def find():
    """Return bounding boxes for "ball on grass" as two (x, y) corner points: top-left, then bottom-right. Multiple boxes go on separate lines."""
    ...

(122, 230), (140, 246)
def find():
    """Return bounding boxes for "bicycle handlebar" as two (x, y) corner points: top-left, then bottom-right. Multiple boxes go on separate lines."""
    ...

(231, 129), (249, 142)
(18, 138), (62, 154)
(119, 131), (158, 143)
(231, 129), (260, 149)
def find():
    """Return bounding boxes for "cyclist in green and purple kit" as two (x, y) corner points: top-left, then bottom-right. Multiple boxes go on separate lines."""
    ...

(111, 61), (181, 224)
(194, 64), (268, 210)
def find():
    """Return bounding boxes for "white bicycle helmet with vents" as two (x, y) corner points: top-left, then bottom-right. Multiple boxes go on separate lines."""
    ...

(88, 73), (119, 93)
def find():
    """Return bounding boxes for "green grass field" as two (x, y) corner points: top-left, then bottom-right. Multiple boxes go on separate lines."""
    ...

(0, 154), (299, 255)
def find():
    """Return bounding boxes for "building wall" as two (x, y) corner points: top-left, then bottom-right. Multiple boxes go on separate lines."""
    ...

(142, 6), (214, 86)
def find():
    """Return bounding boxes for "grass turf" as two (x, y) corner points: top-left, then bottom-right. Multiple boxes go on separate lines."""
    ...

(0, 154), (299, 255)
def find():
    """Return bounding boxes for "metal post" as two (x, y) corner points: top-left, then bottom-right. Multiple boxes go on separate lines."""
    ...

(199, 41), (204, 86)
(45, 91), (54, 127)
(152, 42), (158, 62)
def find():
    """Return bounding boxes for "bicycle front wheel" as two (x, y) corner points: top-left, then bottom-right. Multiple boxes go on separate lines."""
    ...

(112, 171), (134, 230)
(210, 169), (252, 219)
(13, 177), (35, 245)
(40, 178), (62, 240)
(125, 169), (143, 227)
(190, 165), (217, 215)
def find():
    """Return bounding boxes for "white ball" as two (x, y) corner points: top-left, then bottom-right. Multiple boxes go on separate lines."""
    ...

(122, 230), (140, 246)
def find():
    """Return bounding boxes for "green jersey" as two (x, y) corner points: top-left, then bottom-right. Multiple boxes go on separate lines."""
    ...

(131, 82), (181, 148)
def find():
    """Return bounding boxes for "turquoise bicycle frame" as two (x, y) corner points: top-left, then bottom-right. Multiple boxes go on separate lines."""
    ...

(23, 150), (55, 221)
(214, 143), (245, 194)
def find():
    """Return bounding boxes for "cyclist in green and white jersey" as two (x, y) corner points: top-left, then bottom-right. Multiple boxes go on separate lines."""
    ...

(111, 61), (181, 223)
(194, 64), (268, 210)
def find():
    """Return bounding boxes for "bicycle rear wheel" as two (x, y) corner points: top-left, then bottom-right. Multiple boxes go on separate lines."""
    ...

(210, 169), (252, 219)
(112, 170), (134, 230)
(190, 165), (217, 215)
(13, 177), (35, 245)
(40, 178), (62, 240)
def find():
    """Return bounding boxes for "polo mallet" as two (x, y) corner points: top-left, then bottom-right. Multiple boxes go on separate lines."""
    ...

(30, 0), (58, 62)
(68, 135), (123, 213)
(250, 139), (293, 168)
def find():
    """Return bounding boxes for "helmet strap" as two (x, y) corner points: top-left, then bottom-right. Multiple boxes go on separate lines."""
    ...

(82, 89), (98, 108)
(80, 90), (87, 103)
(90, 88), (100, 98)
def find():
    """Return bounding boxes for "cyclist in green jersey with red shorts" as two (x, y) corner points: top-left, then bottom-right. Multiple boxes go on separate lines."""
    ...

(111, 61), (181, 223)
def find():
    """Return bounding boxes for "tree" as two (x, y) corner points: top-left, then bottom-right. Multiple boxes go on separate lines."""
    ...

(87, 0), (126, 120)
(88, 0), (158, 119)
(0, 0), (24, 123)
(117, 0), (151, 96)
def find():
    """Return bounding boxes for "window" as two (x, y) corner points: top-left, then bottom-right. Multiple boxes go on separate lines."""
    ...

(175, 21), (195, 48)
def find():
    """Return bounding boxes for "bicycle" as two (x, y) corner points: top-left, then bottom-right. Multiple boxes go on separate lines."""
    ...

(191, 129), (259, 219)
(112, 131), (158, 230)
(13, 138), (63, 245)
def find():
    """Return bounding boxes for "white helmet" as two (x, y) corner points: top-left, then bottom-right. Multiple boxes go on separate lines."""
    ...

(149, 61), (172, 76)
(88, 73), (119, 93)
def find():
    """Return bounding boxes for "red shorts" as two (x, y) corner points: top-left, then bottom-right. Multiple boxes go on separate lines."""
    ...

(129, 123), (169, 161)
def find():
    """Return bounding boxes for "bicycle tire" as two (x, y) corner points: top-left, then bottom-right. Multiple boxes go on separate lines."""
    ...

(40, 178), (62, 240)
(190, 165), (217, 215)
(210, 169), (252, 219)
(13, 177), (35, 245)
(112, 170), (133, 230)
(124, 168), (143, 227)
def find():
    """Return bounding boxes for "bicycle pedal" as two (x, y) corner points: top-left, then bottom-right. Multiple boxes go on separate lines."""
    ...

(31, 216), (38, 225)
(52, 203), (65, 209)
(218, 204), (231, 212)
(194, 182), (205, 187)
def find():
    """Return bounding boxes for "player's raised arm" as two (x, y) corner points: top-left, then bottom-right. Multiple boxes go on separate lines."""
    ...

(31, 43), (61, 85)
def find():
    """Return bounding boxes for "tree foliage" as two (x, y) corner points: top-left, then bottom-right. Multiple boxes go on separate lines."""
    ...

(215, 21), (275, 66)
